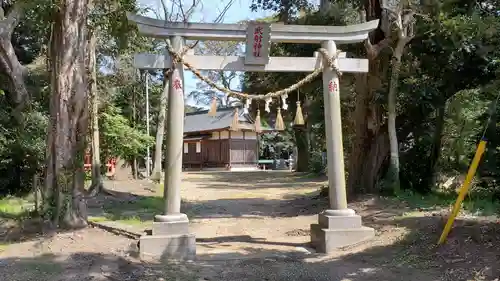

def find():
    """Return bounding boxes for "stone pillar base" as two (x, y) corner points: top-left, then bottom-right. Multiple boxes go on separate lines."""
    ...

(310, 209), (374, 253)
(139, 213), (196, 261)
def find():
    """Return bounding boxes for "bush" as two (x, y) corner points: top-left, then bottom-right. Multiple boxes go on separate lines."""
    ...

(309, 150), (326, 174)
(0, 108), (47, 197)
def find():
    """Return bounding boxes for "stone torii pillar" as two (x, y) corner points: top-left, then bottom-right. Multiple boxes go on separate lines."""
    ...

(128, 13), (379, 259)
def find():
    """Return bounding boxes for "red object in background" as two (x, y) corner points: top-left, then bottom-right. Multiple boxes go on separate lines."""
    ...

(84, 150), (91, 171)
(84, 149), (117, 179)
(106, 158), (117, 176)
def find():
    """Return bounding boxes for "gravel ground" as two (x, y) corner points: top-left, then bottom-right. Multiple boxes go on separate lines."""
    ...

(1, 171), (499, 280)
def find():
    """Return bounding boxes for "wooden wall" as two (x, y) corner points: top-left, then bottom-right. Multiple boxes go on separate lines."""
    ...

(183, 142), (202, 164)
(183, 129), (259, 169)
(202, 139), (230, 167)
(230, 139), (258, 167)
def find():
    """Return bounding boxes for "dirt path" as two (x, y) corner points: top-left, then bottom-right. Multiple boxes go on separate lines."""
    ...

(1, 171), (499, 280)
(0, 225), (199, 281)
(103, 171), (500, 280)
(181, 171), (326, 257)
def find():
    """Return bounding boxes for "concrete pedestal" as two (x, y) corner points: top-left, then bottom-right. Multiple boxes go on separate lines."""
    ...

(139, 214), (196, 260)
(310, 209), (374, 253)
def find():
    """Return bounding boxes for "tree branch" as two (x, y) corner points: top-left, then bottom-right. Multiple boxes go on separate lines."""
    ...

(175, 0), (187, 22)
(160, 0), (170, 20)
(214, 0), (235, 23)
(402, 11), (415, 26)
(365, 37), (392, 60)
(184, 0), (201, 21)
(0, 3), (24, 36)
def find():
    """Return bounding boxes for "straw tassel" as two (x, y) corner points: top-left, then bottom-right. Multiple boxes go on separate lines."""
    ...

(275, 107), (285, 131)
(294, 101), (305, 125)
(208, 97), (217, 117)
(230, 108), (240, 131)
(254, 109), (262, 133)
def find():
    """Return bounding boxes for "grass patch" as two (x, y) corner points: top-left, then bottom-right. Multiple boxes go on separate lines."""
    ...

(393, 189), (500, 217)
(91, 184), (199, 226)
(0, 242), (10, 252)
(0, 196), (34, 219)
(300, 172), (323, 179)
(88, 216), (109, 223)
(89, 214), (147, 226)
(92, 192), (164, 226)
(1, 185), (168, 228)
(115, 216), (145, 226)
(150, 184), (164, 196)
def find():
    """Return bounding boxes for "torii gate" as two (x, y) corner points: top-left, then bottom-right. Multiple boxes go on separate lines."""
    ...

(128, 13), (379, 260)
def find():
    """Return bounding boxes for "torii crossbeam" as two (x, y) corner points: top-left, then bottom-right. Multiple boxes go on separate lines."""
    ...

(133, 52), (368, 73)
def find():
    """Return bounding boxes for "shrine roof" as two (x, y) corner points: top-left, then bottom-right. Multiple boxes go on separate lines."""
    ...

(184, 107), (271, 133)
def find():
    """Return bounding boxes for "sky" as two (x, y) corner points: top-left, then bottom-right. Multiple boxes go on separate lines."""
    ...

(138, 0), (274, 107)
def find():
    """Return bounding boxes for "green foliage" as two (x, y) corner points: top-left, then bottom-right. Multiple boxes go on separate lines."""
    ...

(398, 10), (500, 194)
(259, 131), (294, 159)
(393, 188), (500, 217)
(308, 150), (325, 174)
(0, 99), (48, 197)
(90, 0), (143, 55)
(441, 89), (489, 171)
(0, 0), (500, 216)
(99, 105), (154, 160)
(247, 0), (500, 209)
(249, 0), (311, 17)
(12, 0), (53, 64)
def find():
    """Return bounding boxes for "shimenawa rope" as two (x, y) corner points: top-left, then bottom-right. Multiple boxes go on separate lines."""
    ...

(164, 41), (342, 101)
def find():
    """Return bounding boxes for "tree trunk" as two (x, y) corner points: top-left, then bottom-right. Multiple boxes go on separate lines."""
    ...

(45, 0), (90, 228)
(386, 47), (404, 193)
(151, 74), (169, 181)
(294, 128), (310, 172)
(348, 56), (388, 195)
(420, 105), (446, 192)
(132, 80), (138, 179)
(33, 174), (39, 214)
(0, 4), (28, 121)
(348, 114), (390, 195)
(319, 0), (331, 12)
(88, 29), (102, 193)
(347, 0), (391, 195)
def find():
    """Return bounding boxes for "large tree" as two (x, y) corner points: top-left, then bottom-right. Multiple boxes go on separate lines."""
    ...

(45, 0), (90, 227)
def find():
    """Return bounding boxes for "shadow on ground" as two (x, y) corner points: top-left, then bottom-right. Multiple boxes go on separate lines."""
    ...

(0, 251), (200, 281)
(197, 235), (308, 248)
(2, 214), (499, 281)
(86, 188), (329, 223)
(91, 173), (499, 225)
(159, 213), (500, 280)
(0, 217), (73, 246)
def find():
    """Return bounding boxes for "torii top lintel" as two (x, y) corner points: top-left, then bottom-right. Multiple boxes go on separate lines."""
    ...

(127, 13), (379, 44)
